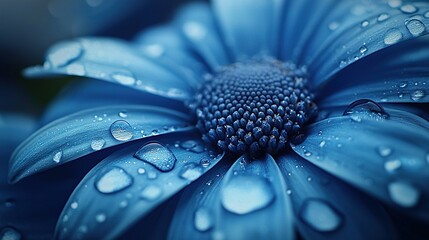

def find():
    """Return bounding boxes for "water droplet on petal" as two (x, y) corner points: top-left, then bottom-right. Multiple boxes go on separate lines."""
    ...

(400, 4), (418, 14)
(398, 82), (408, 88)
(118, 111), (127, 118)
(377, 13), (390, 22)
(183, 22), (207, 40)
(91, 138), (105, 151)
(359, 45), (368, 54)
(425, 11), (429, 18)
(110, 120), (133, 141)
(377, 146), (392, 157)
(71, 201), (78, 209)
(319, 140), (326, 148)
(221, 175), (275, 215)
(179, 163), (204, 181)
(137, 168), (146, 175)
(48, 42), (83, 67)
(388, 181), (420, 207)
(411, 90), (425, 101)
(95, 167), (133, 194)
(384, 28), (403, 45)
(384, 159), (402, 173)
(343, 99), (389, 121)
(147, 170), (158, 179)
(144, 44), (164, 58)
(388, 0), (402, 8)
(53, 151), (62, 163)
(328, 21), (339, 31)
(0, 227), (21, 240)
(140, 185), (163, 201)
(200, 158), (211, 167)
(299, 199), (342, 232)
(194, 207), (213, 232)
(361, 20), (369, 28)
(112, 72), (136, 86)
(95, 213), (106, 223)
(406, 19), (426, 36)
(134, 142), (177, 172)
(66, 63), (86, 76)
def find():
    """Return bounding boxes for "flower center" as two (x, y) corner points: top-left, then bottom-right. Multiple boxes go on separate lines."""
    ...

(194, 59), (317, 156)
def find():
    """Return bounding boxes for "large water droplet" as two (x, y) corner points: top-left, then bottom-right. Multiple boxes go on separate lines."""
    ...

(406, 19), (426, 36)
(299, 199), (342, 232)
(110, 120), (133, 141)
(194, 207), (214, 232)
(134, 142), (177, 172)
(112, 72), (136, 86)
(411, 90), (425, 101)
(53, 151), (63, 163)
(221, 175), (275, 215)
(384, 29), (403, 45)
(0, 227), (21, 240)
(91, 138), (105, 151)
(388, 181), (420, 207)
(400, 4), (418, 14)
(140, 185), (163, 201)
(343, 99), (389, 121)
(95, 167), (133, 194)
(48, 42), (83, 67)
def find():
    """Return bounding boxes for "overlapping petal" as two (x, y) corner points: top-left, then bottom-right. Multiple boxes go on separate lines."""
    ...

(55, 131), (223, 239)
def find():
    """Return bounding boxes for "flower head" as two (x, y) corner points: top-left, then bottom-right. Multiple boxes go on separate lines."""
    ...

(5, 0), (429, 239)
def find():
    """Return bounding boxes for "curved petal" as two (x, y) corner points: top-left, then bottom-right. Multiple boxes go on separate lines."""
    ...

(54, 131), (224, 239)
(292, 111), (429, 221)
(277, 153), (397, 240)
(9, 105), (193, 183)
(174, 2), (230, 69)
(318, 34), (429, 106)
(213, 0), (285, 60)
(309, 1), (429, 87)
(24, 37), (195, 101)
(40, 79), (187, 125)
(169, 154), (294, 240)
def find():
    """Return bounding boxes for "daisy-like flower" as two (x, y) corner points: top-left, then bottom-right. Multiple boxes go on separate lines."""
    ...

(5, 0), (429, 239)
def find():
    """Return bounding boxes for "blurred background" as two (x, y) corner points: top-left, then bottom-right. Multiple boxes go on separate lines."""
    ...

(0, 0), (191, 110)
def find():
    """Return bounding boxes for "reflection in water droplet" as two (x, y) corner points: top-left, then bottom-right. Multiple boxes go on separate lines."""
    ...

(0, 227), (21, 240)
(299, 199), (342, 232)
(377, 146), (392, 157)
(406, 19), (426, 36)
(134, 142), (177, 172)
(221, 175), (275, 215)
(110, 120), (133, 141)
(112, 72), (136, 86)
(384, 29), (403, 45)
(194, 207), (213, 232)
(411, 90), (425, 101)
(343, 99), (389, 121)
(91, 138), (105, 151)
(95, 213), (106, 223)
(179, 163), (204, 181)
(48, 42), (83, 67)
(400, 4), (418, 14)
(200, 158), (211, 167)
(95, 167), (133, 194)
(140, 185), (163, 201)
(53, 151), (63, 163)
(388, 181), (420, 207)
(384, 159), (402, 173)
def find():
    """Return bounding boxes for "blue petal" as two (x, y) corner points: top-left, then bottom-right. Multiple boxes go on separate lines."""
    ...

(24, 38), (195, 101)
(9, 105), (193, 183)
(277, 154), (397, 240)
(40, 79), (187, 125)
(169, 154), (294, 240)
(298, 1), (429, 87)
(54, 131), (224, 239)
(174, 2), (230, 69)
(213, 0), (284, 60)
(318, 34), (429, 106)
(292, 111), (429, 221)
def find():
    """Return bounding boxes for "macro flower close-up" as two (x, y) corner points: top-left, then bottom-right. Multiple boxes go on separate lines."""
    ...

(2, 0), (429, 239)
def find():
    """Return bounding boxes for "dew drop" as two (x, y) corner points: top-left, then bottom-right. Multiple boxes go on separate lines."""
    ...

(147, 170), (158, 179)
(95, 167), (133, 194)
(183, 22), (207, 40)
(200, 158), (211, 168)
(112, 72), (136, 86)
(137, 168), (146, 175)
(388, 181), (420, 207)
(134, 142), (177, 172)
(47, 42), (83, 67)
(387, 0), (402, 8)
(377, 13), (390, 22)
(194, 207), (213, 232)
(110, 120), (133, 141)
(400, 4), (418, 14)
(359, 45), (368, 55)
(384, 28), (403, 45)
(53, 151), (62, 163)
(377, 146), (392, 157)
(398, 82), (408, 88)
(328, 21), (339, 31)
(91, 138), (105, 151)
(406, 19), (426, 36)
(299, 199), (342, 232)
(179, 163), (204, 181)
(144, 44), (164, 58)
(118, 111), (128, 118)
(425, 11), (429, 18)
(0, 227), (21, 240)
(411, 90), (425, 101)
(221, 175), (275, 215)
(66, 63), (86, 76)
(319, 141), (326, 148)
(361, 20), (369, 28)
(140, 185), (163, 201)
(70, 201), (78, 209)
(343, 99), (389, 121)
(384, 159), (402, 173)
(95, 213), (106, 223)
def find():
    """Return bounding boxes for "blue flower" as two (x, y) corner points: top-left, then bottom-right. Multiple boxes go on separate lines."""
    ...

(5, 0), (429, 239)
